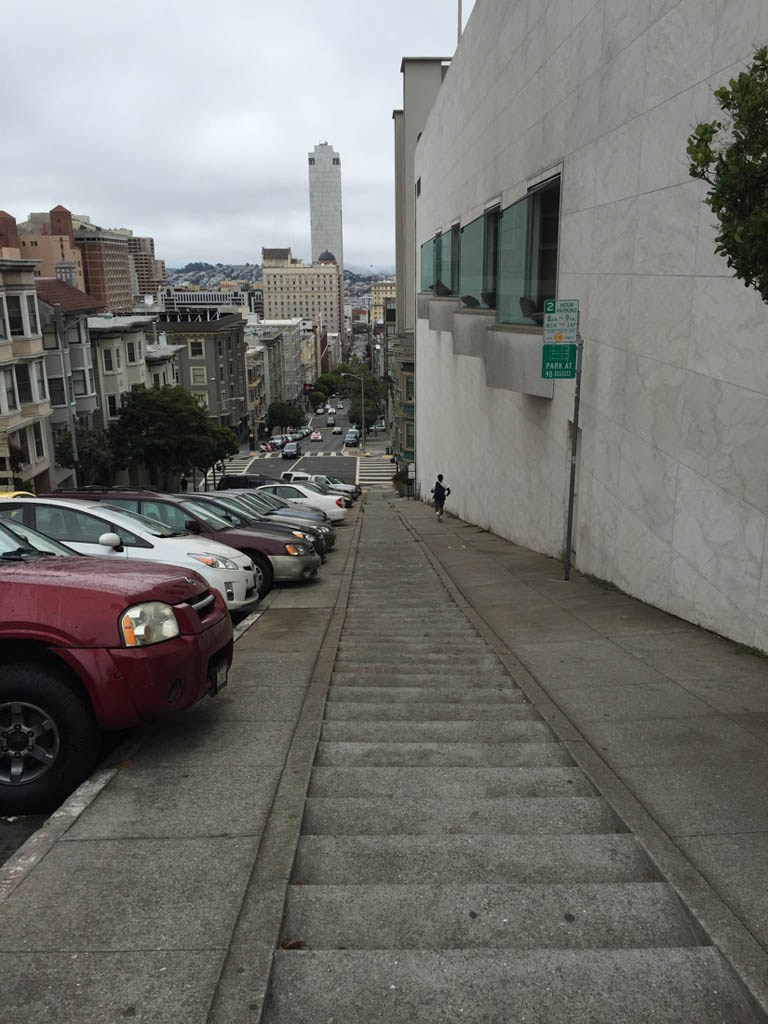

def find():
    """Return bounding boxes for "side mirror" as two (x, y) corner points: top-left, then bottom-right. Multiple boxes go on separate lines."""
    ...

(185, 520), (202, 534)
(99, 532), (124, 551)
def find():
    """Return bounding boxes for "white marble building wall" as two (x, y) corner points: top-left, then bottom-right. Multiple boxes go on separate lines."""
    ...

(414, 0), (768, 647)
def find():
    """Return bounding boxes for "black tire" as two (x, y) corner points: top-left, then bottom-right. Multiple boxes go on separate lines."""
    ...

(0, 662), (101, 815)
(247, 551), (274, 598)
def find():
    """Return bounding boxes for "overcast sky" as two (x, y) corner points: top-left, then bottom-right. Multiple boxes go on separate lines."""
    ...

(3, 1), (474, 271)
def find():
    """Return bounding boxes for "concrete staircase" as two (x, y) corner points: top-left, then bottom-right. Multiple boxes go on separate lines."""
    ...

(263, 495), (759, 1023)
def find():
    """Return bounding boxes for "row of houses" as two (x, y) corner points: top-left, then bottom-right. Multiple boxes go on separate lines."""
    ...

(0, 257), (336, 493)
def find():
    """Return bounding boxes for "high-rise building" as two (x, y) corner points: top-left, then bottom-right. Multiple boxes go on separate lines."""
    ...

(308, 143), (344, 273)
(75, 227), (134, 312)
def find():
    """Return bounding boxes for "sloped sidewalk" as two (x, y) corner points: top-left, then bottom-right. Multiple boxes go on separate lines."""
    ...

(393, 496), (768, 1013)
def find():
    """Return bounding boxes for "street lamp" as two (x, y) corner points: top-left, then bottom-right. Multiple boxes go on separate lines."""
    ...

(341, 372), (365, 447)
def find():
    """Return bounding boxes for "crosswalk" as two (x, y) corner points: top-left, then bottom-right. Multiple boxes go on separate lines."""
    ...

(249, 451), (351, 459)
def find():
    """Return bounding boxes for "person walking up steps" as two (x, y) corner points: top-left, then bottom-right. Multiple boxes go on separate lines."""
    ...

(431, 473), (451, 521)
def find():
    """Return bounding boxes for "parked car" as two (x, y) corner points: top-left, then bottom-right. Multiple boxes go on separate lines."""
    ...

(179, 493), (327, 562)
(0, 496), (260, 614)
(309, 474), (361, 501)
(282, 441), (302, 460)
(344, 433), (360, 447)
(216, 474), (282, 490)
(38, 488), (319, 597)
(315, 406), (325, 414)
(310, 431), (323, 442)
(223, 489), (336, 547)
(0, 517), (233, 812)
(280, 471), (357, 503)
(256, 483), (348, 523)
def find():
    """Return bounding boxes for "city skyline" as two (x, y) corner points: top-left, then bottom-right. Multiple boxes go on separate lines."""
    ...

(2, 1), (473, 271)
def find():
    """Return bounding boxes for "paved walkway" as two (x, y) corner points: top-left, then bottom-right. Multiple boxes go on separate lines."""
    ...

(1, 490), (766, 1021)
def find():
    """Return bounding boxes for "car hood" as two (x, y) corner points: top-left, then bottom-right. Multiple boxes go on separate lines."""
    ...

(0, 557), (209, 647)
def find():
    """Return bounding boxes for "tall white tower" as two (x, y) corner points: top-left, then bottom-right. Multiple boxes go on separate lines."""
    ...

(308, 142), (344, 272)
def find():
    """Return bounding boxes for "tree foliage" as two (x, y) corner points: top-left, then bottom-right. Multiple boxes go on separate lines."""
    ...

(110, 385), (237, 485)
(687, 46), (768, 302)
(55, 426), (116, 485)
(266, 402), (305, 433)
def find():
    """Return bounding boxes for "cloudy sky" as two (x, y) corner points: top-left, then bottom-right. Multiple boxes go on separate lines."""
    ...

(3, 1), (474, 271)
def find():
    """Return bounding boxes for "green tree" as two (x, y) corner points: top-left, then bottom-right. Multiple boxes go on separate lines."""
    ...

(54, 426), (116, 485)
(308, 390), (327, 409)
(687, 46), (768, 302)
(266, 402), (304, 434)
(110, 385), (237, 486)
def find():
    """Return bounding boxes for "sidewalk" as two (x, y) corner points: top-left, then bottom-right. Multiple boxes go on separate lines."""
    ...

(395, 496), (768, 1007)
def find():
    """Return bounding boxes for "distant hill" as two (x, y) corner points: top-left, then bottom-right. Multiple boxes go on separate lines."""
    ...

(165, 263), (262, 288)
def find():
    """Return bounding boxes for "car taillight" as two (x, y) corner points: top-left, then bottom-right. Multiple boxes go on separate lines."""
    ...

(336, 498), (343, 507)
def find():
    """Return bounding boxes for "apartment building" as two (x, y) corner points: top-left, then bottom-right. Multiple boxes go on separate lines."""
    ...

(87, 315), (154, 429)
(308, 142), (344, 272)
(75, 227), (135, 312)
(261, 248), (342, 333)
(35, 278), (103, 489)
(0, 207), (85, 290)
(246, 344), (268, 440)
(160, 312), (248, 441)
(370, 278), (396, 328)
(0, 258), (52, 492)
(122, 233), (166, 297)
(249, 318), (303, 404)
(410, 0), (768, 649)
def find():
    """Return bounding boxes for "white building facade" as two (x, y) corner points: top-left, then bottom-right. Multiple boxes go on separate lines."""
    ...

(308, 142), (344, 271)
(412, 0), (768, 650)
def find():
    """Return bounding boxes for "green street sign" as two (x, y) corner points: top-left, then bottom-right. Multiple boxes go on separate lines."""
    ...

(542, 343), (577, 379)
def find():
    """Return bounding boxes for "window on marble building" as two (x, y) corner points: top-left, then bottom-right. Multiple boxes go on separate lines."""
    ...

(496, 175), (560, 327)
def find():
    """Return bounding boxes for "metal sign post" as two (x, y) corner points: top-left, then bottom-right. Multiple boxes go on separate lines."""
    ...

(541, 300), (583, 581)
(563, 332), (584, 581)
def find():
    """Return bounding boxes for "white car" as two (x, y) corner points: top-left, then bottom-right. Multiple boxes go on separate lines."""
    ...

(0, 496), (259, 614)
(256, 483), (348, 523)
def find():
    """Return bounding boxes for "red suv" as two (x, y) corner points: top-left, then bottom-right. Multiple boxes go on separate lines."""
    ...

(0, 518), (233, 813)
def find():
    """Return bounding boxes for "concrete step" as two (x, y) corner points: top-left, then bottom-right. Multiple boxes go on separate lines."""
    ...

(324, 701), (536, 721)
(315, 742), (571, 768)
(338, 640), (492, 655)
(280, 882), (699, 950)
(320, 720), (555, 744)
(301, 797), (623, 835)
(308, 767), (596, 799)
(264, 948), (757, 1023)
(292, 834), (658, 885)
(326, 686), (526, 704)
(331, 672), (511, 688)
(335, 652), (500, 667)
